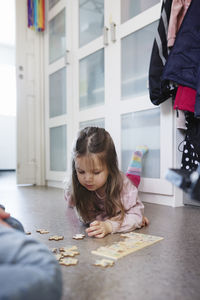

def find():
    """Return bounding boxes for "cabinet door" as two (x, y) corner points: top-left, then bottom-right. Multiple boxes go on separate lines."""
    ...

(45, 0), (72, 182)
(107, 0), (173, 195)
(72, 0), (107, 136)
(121, 0), (160, 22)
(79, 0), (104, 47)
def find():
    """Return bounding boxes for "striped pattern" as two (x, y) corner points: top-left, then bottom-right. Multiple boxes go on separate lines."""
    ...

(28, 0), (45, 32)
(126, 146), (148, 188)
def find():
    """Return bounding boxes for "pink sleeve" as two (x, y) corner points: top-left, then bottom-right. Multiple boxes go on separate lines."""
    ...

(167, 0), (191, 48)
(167, 0), (183, 47)
(107, 176), (144, 233)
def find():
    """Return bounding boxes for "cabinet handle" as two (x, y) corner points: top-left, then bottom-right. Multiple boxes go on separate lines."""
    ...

(65, 50), (70, 65)
(110, 22), (116, 43)
(19, 65), (23, 71)
(103, 26), (109, 46)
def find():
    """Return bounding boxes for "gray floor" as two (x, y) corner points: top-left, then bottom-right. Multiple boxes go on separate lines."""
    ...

(1, 171), (200, 300)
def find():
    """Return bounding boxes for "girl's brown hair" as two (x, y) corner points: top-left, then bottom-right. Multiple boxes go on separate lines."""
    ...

(70, 127), (125, 223)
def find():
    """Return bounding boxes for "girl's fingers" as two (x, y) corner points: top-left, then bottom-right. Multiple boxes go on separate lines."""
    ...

(86, 225), (99, 233)
(86, 221), (107, 237)
(87, 228), (102, 237)
(86, 221), (101, 233)
(94, 233), (105, 238)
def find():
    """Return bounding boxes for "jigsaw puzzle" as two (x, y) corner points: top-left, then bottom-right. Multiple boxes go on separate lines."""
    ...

(92, 232), (164, 260)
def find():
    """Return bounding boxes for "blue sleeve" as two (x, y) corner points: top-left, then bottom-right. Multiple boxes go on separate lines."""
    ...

(0, 226), (62, 300)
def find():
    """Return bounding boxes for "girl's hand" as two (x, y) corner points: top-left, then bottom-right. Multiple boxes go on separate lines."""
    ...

(85, 220), (112, 238)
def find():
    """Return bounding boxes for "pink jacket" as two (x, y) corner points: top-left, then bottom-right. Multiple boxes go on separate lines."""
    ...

(167, 0), (191, 47)
(65, 174), (144, 233)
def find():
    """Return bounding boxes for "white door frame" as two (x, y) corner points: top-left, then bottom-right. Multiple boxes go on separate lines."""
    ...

(16, 0), (45, 185)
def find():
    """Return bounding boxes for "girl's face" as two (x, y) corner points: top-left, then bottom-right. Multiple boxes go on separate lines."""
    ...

(75, 154), (109, 192)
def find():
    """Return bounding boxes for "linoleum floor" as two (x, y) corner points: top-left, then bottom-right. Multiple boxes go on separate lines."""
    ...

(1, 171), (200, 300)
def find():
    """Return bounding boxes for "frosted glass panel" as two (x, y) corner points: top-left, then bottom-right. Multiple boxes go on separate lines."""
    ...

(121, 109), (160, 178)
(79, 0), (104, 47)
(121, 21), (157, 100)
(49, 0), (60, 10)
(121, 0), (159, 23)
(79, 49), (104, 109)
(49, 9), (66, 64)
(79, 118), (105, 129)
(49, 67), (66, 118)
(50, 125), (67, 171)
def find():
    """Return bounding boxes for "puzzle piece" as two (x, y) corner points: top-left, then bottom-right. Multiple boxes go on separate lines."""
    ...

(49, 235), (64, 241)
(73, 234), (85, 240)
(61, 250), (79, 257)
(59, 246), (78, 252)
(59, 258), (78, 266)
(36, 229), (49, 234)
(54, 253), (63, 261)
(51, 248), (57, 253)
(94, 259), (114, 268)
(26, 231), (31, 235)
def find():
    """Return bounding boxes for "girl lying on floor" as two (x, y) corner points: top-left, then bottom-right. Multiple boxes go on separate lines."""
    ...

(65, 127), (149, 238)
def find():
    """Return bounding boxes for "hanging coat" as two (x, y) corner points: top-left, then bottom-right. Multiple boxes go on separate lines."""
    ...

(148, 0), (175, 106)
(161, 0), (200, 118)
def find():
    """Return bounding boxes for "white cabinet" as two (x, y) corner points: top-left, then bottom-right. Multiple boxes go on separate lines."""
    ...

(44, 0), (175, 204)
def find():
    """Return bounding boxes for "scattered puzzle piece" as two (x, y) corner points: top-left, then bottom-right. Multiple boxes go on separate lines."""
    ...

(49, 235), (64, 241)
(73, 234), (85, 240)
(59, 258), (78, 266)
(51, 248), (57, 253)
(58, 246), (79, 257)
(94, 259), (114, 268)
(54, 253), (62, 261)
(59, 246), (78, 252)
(61, 250), (79, 257)
(36, 229), (49, 234)
(26, 231), (31, 235)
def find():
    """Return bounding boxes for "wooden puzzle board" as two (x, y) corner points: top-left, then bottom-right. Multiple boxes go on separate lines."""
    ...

(91, 232), (164, 260)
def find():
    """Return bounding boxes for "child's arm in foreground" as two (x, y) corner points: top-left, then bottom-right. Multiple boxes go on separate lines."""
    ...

(86, 176), (148, 238)
(0, 226), (62, 300)
(0, 207), (11, 227)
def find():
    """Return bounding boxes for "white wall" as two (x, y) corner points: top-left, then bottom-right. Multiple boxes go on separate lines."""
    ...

(0, 115), (16, 169)
(0, 1), (16, 170)
(0, 44), (16, 170)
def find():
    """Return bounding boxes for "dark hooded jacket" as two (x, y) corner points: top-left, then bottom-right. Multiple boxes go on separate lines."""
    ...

(161, 0), (200, 118)
(148, 0), (174, 106)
